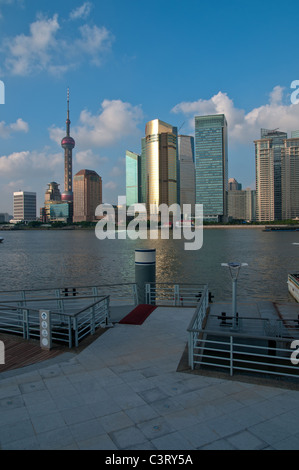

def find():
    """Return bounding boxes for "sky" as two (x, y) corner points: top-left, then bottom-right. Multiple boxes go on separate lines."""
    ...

(1, 0), (299, 215)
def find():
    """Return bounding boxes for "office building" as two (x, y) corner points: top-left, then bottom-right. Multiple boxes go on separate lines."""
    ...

(50, 203), (71, 222)
(43, 182), (62, 222)
(228, 185), (256, 221)
(281, 136), (299, 219)
(195, 114), (228, 222)
(73, 169), (102, 223)
(126, 150), (141, 207)
(255, 129), (287, 222)
(144, 119), (178, 214)
(228, 177), (242, 191)
(13, 191), (36, 222)
(0, 213), (12, 223)
(177, 135), (195, 215)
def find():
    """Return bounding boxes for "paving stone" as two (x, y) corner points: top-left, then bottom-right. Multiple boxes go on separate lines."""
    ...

(99, 411), (134, 433)
(109, 425), (148, 449)
(226, 430), (267, 450)
(151, 431), (195, 450)
(31, 411), (66, 434)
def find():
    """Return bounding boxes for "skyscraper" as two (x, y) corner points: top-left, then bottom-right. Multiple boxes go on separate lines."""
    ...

(281, 135), (299, 220)
(61, 89), (75, 214)
(228, 185), (256, 222)
(177, 135), (195, 215)
(73, 170), (102, 223)
(195, 114), (228, 222)
(13, 191), (36, 222)
(126, 150), (141, 207)
(228, 177), (242, 191)
(144, 119), (178, 214)
(255, 129), (287, 222)
(44, 182), (61, 222)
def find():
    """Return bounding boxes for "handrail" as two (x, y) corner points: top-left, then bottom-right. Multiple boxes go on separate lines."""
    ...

(187, 284), (209, 331)
(0, 283), (137, 294)
(74, 296), (110, 316)
(188, 326), (296, 343)
(0, 295), (106, 305)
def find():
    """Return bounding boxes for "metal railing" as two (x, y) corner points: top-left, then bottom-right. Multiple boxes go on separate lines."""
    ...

(0, 295), (111, 348)
(190, 330), (299, 380)
(0, 283), (138, 310)
(186, 285), (210, 369)
(187, 302), (299, 380)
(145, 283), (207, 307)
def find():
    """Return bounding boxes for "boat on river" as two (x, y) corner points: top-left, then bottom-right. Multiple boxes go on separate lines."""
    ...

(0, 238), (3, 243)
(288, 273), (299, 302)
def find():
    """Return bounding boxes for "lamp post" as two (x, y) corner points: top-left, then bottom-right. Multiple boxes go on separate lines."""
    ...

(221, 262), (248, 329)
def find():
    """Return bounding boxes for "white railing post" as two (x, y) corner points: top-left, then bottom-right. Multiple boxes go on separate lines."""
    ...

(145, 283), (151, 304)
(189, 331), (194, 369)
(23, 309), (29, 339)
(230, 336), (233, 376)
(91, 306), (95, 334)
(132, 284), (138, 305)
(174, 285), (180, 306)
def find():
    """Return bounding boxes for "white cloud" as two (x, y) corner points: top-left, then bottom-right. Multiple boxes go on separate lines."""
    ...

(0, 149), (62, 176)
(104, 181), (117, 190)
(0, 118), (29, 138)
(75, 149), (108, 167)
(49, 99), (144, 148)
(70, 2), (93, 20)
(172, 86), (299, 145)
(2, 13), (114, 76)
(75, 24), (113, 66)
(3, 14), (60, 75)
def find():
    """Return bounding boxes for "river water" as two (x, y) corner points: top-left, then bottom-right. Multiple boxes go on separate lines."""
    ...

(1, 228), (298, 303)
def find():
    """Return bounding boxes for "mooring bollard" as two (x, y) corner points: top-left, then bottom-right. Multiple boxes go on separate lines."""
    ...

(135, 249), (156, 304)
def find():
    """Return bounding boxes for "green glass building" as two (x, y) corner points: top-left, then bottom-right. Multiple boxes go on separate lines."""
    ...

(126, 150), (141, 207)
(195, 114), (228, 222)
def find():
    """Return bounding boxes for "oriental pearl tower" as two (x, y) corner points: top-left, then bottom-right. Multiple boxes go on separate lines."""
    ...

(61, 88), (75, 213)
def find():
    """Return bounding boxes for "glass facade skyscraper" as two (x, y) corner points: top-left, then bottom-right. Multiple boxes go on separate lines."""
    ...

(177, 135), (195, 215)
(195, 114), (228, 221)
(255, 129), (287, 222)
(126, 150), (141, 207)
(281, 137), (299, 219)
(144, 119), (178, 214)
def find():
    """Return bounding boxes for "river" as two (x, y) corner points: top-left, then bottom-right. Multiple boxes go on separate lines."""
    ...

(1, 227), (298, 303)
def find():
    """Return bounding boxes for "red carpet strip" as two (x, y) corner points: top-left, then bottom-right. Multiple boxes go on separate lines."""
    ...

(119, 304), (157, 325)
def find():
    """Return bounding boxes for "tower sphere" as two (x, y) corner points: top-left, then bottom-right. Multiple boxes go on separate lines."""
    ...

(61, 136), (75, 149)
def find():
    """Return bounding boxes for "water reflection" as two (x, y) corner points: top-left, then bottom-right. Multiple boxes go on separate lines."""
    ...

(1, 228), (298, 303)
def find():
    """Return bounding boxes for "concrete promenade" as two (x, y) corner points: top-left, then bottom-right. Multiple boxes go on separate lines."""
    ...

(1, 304), (299, 450)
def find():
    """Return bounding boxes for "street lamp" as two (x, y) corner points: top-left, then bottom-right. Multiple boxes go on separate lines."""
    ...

(221, 262), (248, 329)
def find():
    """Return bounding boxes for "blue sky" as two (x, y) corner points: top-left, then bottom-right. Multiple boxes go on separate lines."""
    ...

(1, 0), (299, 214)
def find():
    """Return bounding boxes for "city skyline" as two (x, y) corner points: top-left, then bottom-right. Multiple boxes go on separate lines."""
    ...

(1, 0), (299, 214)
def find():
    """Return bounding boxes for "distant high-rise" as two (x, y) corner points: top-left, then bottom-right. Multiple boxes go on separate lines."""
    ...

(228, 177), (242, 191)
(126, 150), (141, 207)
(13, 191), (36, 222)
(281, 136), (299, 219)
(61, 89), (75, 206)
(228, 187), (256, 222)
(44, 182), (61, 222)
(144, 119), (178, 214)
(73, 170), (102, 223)
(195, 114), (228, 222)
(255, 128), (287, 222)
(177, 135), (195, 215)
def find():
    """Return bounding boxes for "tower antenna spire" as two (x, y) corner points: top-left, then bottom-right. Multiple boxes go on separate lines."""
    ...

(66, 87), (70, 136)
